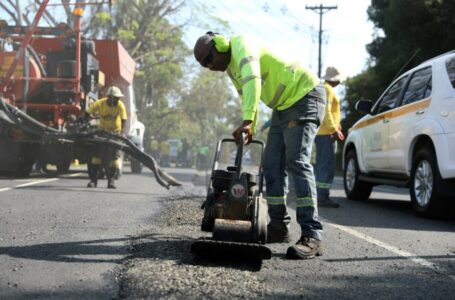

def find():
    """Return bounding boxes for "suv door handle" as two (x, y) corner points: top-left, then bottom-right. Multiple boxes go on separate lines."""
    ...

(416, 109), (425, 115)
(382, 119), (390, 124)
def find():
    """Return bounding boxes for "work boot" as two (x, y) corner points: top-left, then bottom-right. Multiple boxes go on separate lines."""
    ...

(267, 224), (291, 243)
(318, 196), (340, 208)
(107, 179), (116, 189)
(87, 164), (99, 188)
(87, 180), (97, 188)
(286, 236), (323, 259)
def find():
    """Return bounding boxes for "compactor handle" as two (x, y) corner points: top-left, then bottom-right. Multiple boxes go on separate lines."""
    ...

(234, 132), (245, 179)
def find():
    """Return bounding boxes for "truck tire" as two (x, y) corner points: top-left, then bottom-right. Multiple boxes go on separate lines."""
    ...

(15, 144), (35, 177)
(130, 158), (142, 173)
(410, 147), (446, 218)
(343, 149), (373, 201)
(16, 159), (34, 177)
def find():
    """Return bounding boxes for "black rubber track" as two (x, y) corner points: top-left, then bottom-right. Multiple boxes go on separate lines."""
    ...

(191, 238), (272, 261)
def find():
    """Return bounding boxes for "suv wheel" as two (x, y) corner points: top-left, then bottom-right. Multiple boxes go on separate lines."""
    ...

(410, 148), (445, 217)
(344, 149), (373, 200)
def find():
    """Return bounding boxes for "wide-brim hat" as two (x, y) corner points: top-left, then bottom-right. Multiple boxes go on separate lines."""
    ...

(107, 86), (124, 98)
(322, 66), (343, 82)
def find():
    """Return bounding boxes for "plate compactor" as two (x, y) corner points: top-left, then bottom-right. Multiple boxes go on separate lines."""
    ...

(191, 133), (271, 261)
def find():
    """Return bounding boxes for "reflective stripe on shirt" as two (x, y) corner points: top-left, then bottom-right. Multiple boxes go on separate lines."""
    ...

(268, 84), (286, 109)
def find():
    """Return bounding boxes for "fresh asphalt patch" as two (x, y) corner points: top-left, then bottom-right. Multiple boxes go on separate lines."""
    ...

(117, 196), (270, 299)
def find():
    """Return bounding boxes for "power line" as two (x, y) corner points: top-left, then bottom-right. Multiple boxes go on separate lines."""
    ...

(306, 4), (337, 78)
(217, 1), (313, 44)
(261, 1), (315, 34)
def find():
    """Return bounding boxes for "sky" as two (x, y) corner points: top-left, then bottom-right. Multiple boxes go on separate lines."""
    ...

(186, 0), (375, 79)
(1, 0), (375, 79)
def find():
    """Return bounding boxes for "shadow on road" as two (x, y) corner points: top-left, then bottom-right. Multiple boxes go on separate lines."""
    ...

(314, 196), (455, 232)
(130, 232), (263, 272)
(0, 237), (133, 263)
(2, 288), (112, 300)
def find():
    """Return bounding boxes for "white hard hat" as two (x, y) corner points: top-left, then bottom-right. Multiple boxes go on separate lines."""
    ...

(107, 86), (124, 98)
(322, 66), (343, 82)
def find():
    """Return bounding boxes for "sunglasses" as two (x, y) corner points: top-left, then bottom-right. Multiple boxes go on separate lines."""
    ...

(200, 42), (215, 68)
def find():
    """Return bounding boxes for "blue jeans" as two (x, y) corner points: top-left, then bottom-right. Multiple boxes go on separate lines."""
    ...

(315, 135), (337, 199)
(263, 84), (326, 240)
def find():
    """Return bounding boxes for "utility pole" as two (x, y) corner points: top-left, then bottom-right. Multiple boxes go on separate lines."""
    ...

(306, 4), (337, 78)
(15, 0), (23, 25)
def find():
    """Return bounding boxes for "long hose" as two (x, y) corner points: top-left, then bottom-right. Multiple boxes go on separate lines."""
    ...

(0, 97), (181, 189)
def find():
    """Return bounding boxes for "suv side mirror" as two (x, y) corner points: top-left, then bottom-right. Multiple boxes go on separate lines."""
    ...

(355, 100), (372, 114)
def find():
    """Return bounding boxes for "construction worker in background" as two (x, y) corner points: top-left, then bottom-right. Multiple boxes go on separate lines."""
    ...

(149, 137), (160, 162)
(160, 140), (170, 167)
(194, 32), (326, 260)
(179, 139), (190, 167)
(85, 86), (127, 189)
(315, 67), (345, 208)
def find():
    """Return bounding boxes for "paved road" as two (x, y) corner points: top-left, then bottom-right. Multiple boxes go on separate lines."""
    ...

(0, 166), (186, 299)
(0, 167), (454, 299)
(270, 178), (455, 298)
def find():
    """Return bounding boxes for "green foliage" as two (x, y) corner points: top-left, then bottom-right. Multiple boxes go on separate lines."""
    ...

(342, 68), (379, 132)
(117, 28), (135, 41)
(343, 0), (455, 132)
(83, 0), (238, 147)
(94, 11), (111, 22)
(177, 69), (241, 146)
(366, 0), (455, 90)
(107, 0), (191, 142)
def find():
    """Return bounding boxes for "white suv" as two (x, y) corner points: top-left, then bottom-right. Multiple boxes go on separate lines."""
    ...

(343, 51), (455, 217)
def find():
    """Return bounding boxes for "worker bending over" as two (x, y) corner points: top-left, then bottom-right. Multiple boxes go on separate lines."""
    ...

(194, 32), (326, 259)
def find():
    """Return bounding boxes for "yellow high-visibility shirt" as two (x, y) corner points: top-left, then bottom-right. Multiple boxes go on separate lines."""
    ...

(227, 35), (319, 132)
(86, 97), (127, 132)
(318, 82), (341, 135)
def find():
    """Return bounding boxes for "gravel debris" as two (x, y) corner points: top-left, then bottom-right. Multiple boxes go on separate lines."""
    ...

(118, 196), (271, 299)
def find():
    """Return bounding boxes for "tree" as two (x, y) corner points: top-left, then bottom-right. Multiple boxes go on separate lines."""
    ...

(1, 0), (238, 148)
(343, 0), (455, 131)
(367, 0), (455, 91)
(341, 67), (379, 133)
(177, 69), (241, 147)
(0, 0), (105, 28)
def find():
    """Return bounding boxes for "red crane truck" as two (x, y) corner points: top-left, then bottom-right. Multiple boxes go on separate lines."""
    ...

(0, 1), (144, 176)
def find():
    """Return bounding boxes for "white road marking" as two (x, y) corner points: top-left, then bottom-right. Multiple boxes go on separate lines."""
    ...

(14, 178), (59, 188)
(326, 221), (455, 281)
(0, 173), (83, 192)
(67, 172), (84, 178)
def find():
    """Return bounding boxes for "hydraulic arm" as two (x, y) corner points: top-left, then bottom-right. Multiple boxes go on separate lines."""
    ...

(0, 97), (181, 189)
